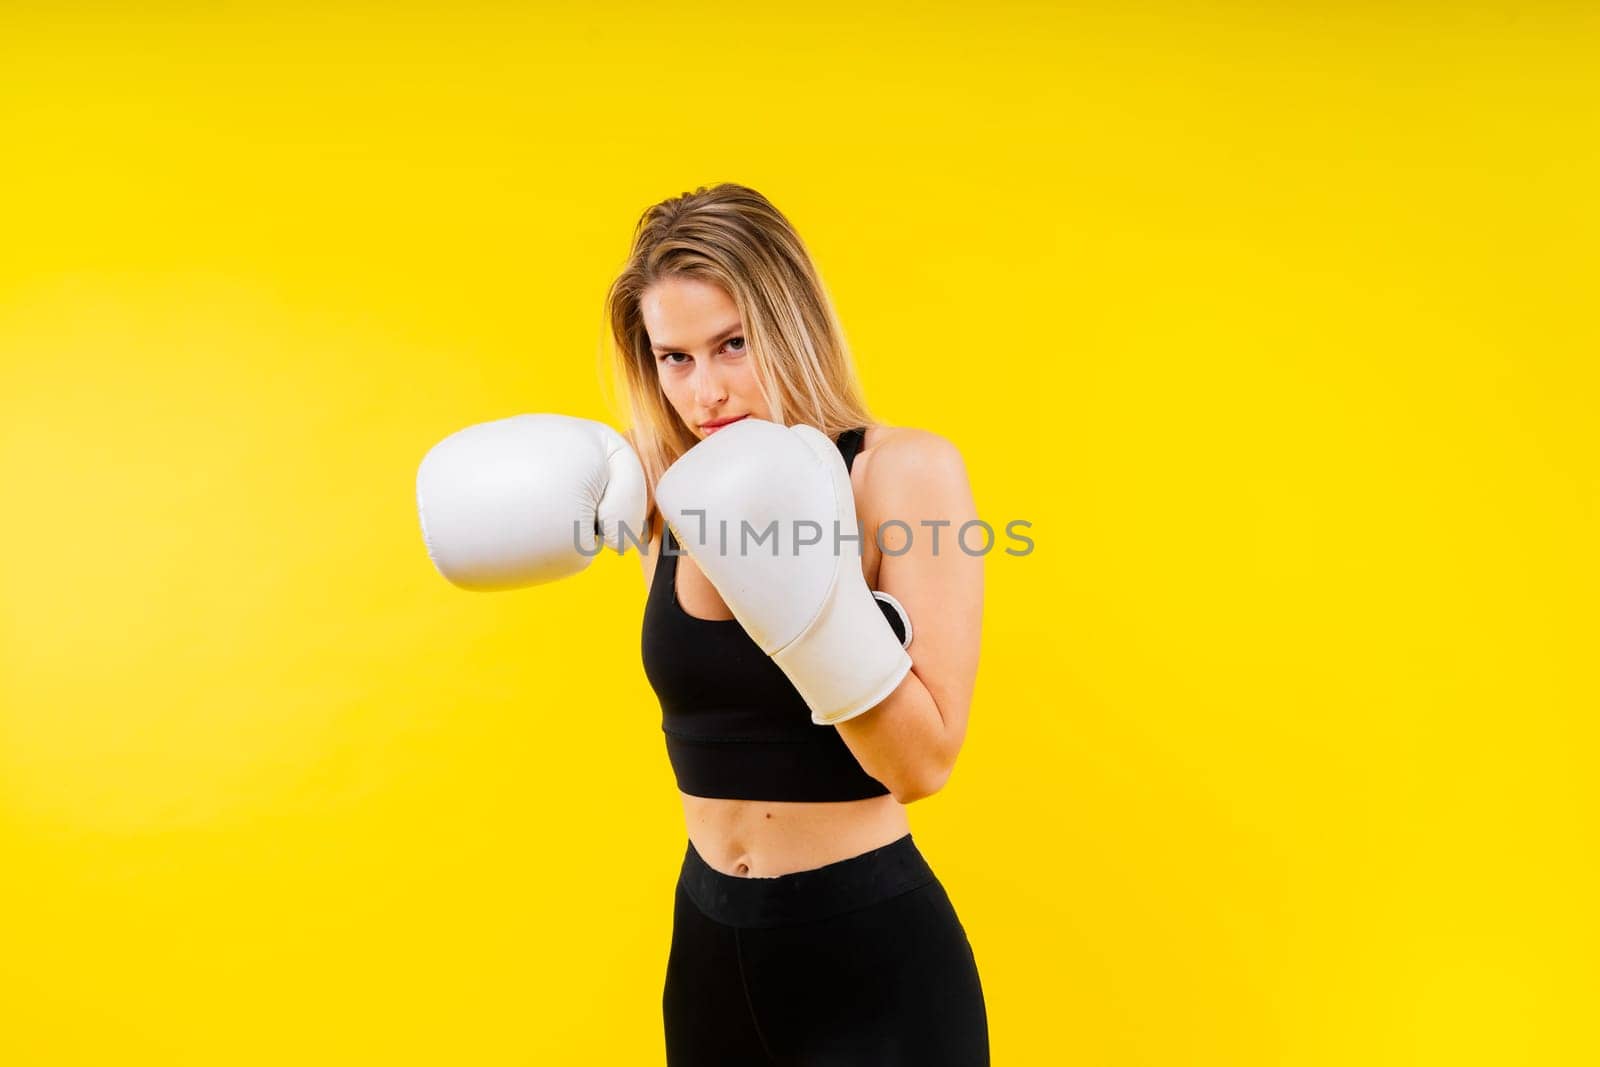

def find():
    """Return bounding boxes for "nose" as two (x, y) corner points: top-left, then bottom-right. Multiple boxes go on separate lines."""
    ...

(691, 361), (728, 409)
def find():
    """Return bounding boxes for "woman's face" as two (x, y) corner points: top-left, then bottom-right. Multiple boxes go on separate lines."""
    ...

(641, 275), (772, 439)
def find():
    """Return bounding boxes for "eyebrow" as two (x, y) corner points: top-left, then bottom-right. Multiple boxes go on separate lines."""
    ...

(650, 323), (744, 353)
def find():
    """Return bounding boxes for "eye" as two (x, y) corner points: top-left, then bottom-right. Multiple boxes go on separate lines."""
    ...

(657, 351), (690, 365)
(724, 336), (746, 354)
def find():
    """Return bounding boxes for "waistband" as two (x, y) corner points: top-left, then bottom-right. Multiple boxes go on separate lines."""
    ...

(677, 833), (938, 929)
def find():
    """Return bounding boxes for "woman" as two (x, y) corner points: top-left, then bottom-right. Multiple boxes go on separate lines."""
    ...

(610, 184), (988, 1065)
(416, 183), (988, 1064)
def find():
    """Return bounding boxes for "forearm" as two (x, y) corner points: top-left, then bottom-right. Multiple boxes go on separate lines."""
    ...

(835, 668), (958, 804)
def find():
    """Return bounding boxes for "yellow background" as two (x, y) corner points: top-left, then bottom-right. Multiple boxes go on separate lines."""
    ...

(2, 2), (1595, 1063)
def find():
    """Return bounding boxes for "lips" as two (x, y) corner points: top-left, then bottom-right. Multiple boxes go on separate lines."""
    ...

(701, 415), (749, 433)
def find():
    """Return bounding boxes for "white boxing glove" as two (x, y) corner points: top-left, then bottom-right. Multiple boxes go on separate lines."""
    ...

(654, 419), (913, 725)
(417, 414), (647, 591)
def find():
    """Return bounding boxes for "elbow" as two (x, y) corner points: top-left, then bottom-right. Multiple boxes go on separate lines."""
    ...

(889, 761), (954, 806)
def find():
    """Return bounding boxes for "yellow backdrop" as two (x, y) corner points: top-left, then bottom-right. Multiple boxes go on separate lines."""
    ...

(2, 2), (1595, 1064)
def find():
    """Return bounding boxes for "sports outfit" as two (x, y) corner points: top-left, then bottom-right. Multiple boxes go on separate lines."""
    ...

(644, 426), (989, 1066)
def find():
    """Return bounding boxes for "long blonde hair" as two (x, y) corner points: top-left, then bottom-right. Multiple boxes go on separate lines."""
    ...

(604, 184), (876, 520)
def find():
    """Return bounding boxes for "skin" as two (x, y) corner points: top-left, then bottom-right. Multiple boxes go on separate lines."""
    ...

(638, 275), (984, 879)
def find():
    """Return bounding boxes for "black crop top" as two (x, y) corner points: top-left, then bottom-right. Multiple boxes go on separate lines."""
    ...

(641, 427), (891, 802)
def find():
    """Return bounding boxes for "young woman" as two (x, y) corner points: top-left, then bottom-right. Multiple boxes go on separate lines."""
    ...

(417, 183), (987, 1064)
(610, 184), (989, 1065)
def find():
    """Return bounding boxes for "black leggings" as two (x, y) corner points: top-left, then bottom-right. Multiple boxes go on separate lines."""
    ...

(663, 833), (989, 1066)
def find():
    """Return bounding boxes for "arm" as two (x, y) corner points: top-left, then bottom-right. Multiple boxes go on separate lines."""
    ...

(836, 429), (983, 803)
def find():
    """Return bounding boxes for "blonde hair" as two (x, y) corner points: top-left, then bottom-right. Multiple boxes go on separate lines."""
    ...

(604, 184), (875, 520)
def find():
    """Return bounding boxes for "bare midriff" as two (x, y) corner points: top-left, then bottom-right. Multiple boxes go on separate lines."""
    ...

(679, 790), (909, 878)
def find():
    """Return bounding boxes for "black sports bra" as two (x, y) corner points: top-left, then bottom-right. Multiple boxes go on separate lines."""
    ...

(640, 427), (891, 801)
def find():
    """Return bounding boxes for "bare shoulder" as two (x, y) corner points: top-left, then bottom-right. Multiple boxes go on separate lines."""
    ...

(854, 426), (974, 548)
(860, 425), (971, 496)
